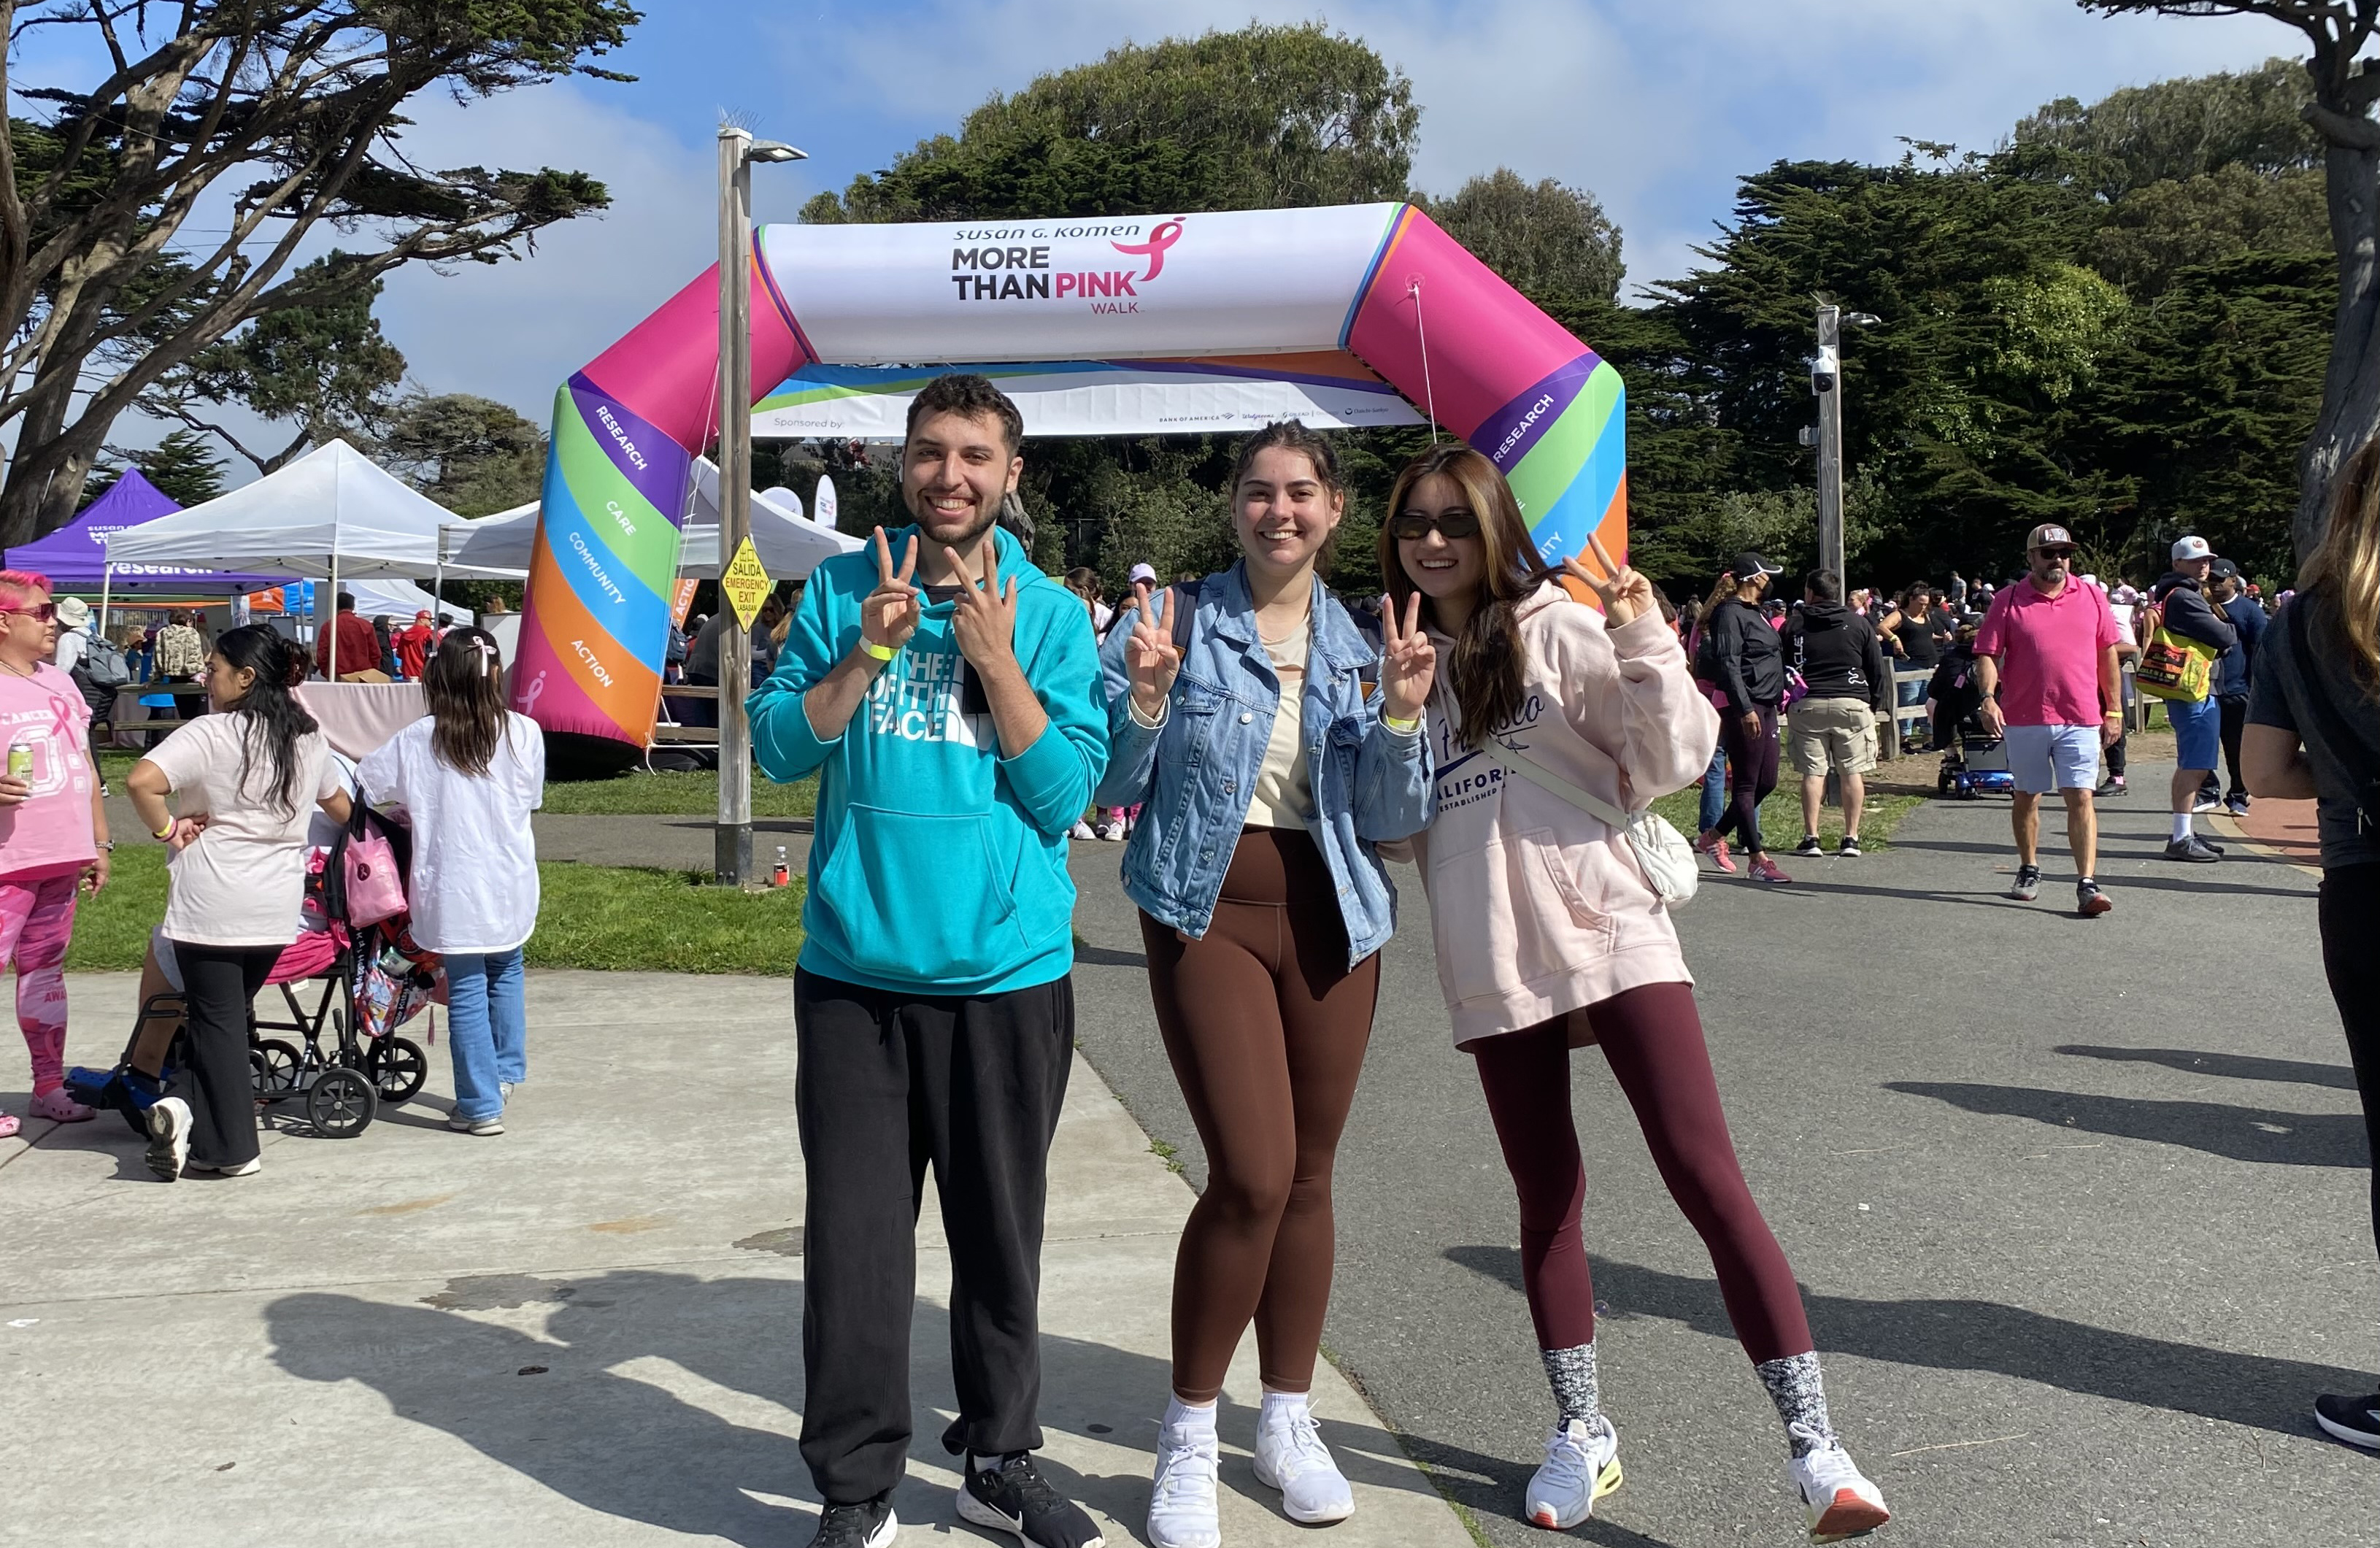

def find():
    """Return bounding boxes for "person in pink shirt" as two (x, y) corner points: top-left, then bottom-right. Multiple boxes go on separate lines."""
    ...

(1971, 524), (2124, 916)
(0, 570), (111, 1137)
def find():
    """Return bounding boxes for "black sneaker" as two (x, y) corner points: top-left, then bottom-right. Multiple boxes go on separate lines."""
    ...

(2096, 775), (2126, 796)
(2316, 1393), (2380, 1449)
(1836, 834), (1862, 858)
(1790, 834), (1825, 858)
(2076, 879), (2112, 917)
(2163, 836), (2222, 863)
(809, 1496), (898, 1548)
(958, 1453), (1104, 1548)
(2006, 864), (2041, 902)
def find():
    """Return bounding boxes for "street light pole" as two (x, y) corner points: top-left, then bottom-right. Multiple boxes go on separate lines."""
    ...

(715, 125), (756, 887)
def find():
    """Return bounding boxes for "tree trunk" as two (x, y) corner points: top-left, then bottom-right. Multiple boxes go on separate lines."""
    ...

(2298, 134), (2380, 564)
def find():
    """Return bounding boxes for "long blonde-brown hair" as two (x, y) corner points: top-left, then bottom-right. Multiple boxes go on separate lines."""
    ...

(2306, 439), (2380, 690)
(424, 625), (512, 777)
(1378, 444), (1552, 748)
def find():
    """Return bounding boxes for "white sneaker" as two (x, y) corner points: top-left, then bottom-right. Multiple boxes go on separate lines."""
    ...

(1525, 1417), (1620, 1530)
(146, 1096), (191, 1182)
(1253, 1395), (1354, 1525)
(1787, 1429), (1890, 1543)
(1094, 821), (1124, 842)
(1071, 821), (1095, 840)
(1146, 1413), (1222, 1548)
(188, 1155), (261, 1177)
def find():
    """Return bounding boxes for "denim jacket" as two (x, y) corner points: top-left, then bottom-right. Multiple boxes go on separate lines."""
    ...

(1095, 563), (1433, 966)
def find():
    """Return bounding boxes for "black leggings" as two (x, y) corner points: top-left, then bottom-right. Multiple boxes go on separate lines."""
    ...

(168, 940), (278, 1170)
(2320, 864), (2380, 1268)
(1711, 703), (1781, 855)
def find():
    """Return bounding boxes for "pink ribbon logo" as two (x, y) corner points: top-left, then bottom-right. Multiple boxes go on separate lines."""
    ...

(1112, 219), (1185, 282)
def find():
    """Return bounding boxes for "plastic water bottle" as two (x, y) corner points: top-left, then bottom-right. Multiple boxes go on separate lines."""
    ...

(772, 845), (790, 888)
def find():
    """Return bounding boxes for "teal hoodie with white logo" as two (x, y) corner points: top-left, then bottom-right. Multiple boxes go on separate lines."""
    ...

(748, 523), (1107, 995)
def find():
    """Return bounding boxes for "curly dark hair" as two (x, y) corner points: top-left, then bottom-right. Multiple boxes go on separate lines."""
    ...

(905, 372), (1025, 453)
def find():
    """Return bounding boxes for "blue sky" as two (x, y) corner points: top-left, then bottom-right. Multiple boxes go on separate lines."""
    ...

(14, 0), (2299, 460)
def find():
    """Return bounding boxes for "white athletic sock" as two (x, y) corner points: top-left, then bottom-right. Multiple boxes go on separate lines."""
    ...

(1165, 1395), (1219, 1433)
(1258, 1387), (1309, 1422)
(2171, 812), (2193, 842)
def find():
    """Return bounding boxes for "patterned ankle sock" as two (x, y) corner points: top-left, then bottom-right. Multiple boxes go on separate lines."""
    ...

(1755, 1351), (1837, 1457)
(1541, 1341), (1601, 1429)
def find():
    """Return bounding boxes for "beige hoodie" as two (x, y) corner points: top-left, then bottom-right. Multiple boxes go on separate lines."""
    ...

(1410, 582), (1721, 1047)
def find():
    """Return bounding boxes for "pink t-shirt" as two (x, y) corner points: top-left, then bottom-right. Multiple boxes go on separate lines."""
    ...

(0, 663), (96, 879)
(1972, 578), (2119, 728)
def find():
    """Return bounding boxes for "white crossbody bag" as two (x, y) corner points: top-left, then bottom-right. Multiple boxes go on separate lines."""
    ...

(1473, 734), (1700, 909)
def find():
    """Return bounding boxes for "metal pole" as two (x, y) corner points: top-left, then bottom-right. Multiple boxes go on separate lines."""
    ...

(715, 126), (755, 887)
(1815, 303), (1846, 585)
(328, 551), (340, 679)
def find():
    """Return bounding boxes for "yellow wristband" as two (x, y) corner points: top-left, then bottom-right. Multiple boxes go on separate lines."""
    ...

(153, 823), (175, 840)
(858, 639), (898, 662)
(1382, 712), (1420, 733)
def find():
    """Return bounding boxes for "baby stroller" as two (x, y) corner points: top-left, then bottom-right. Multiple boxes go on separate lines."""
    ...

(67, 802), (439, 1140)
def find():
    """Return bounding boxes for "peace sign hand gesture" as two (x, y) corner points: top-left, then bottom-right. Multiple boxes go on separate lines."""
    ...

(1561, 532), (1656, 629)
(1378, 590), (1436, 722)
(1125, 582), (1183, 719)
(943, 534), (1020, 674)
(863, 527), (921, 653)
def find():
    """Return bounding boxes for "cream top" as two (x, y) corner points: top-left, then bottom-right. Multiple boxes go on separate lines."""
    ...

(1244, 620), (1314, 829)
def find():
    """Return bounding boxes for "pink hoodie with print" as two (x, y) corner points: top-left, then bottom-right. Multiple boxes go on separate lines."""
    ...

(1409, 582), (1720, 1048)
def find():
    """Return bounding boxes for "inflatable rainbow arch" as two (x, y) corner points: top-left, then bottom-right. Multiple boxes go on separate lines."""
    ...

(515, 202), (1626, 755)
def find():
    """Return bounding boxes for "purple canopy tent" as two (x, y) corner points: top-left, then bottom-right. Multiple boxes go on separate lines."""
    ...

(4, 468), (281, 628)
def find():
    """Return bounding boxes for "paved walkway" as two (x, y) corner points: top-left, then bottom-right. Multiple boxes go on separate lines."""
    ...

(0, 974), (1470, 1548)
(1068, 763), (2369, 1548)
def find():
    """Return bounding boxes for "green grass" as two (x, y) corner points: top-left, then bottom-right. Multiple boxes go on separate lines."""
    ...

(1650, 787), (1925, 852)
(64, 847), (808, 975)
(102, 750), (820, 820)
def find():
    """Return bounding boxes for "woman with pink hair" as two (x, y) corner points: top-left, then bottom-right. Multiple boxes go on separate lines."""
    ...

(0, 569), (110, 1137)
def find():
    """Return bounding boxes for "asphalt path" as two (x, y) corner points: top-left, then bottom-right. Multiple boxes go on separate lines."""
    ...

(1066, 763), (2376, 1548)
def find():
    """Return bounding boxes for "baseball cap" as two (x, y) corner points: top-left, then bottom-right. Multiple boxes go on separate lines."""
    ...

(2209, 558), (2241, 581)
(53, 596), (90, 627)
(415, 609), (432, 622)
(1730, 551), (1783, 579)
(2171, 535), (2214, 563)
(1128, 562), (1158, 585)
(2025, 523), (2075, 552)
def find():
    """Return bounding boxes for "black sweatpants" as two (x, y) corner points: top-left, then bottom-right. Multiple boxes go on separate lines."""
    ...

(794, 967), (1075, 1505)
(167, 941), (277, 1170)
(2319, 865), (2380, 1274)
(2218, 693), (2249, 799)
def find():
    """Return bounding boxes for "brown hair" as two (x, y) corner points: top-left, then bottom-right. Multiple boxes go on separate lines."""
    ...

(905, 371), (1025, 453)
(1377, 444), (1552, 748)
(2306, 439), (2380, 690)
(423, 625), (512, 777)
(1230, 421), (1346, 574)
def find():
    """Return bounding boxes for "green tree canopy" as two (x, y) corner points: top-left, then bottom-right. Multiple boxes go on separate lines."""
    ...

(1420, 169), (1623, 302)
(80, 428), (227, 510)
(2011, 55), (2320, 198)
(379, 393), (545, 518)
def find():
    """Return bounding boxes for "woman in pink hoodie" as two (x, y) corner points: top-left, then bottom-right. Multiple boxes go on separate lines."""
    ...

(1381, 446), (1890, 1544)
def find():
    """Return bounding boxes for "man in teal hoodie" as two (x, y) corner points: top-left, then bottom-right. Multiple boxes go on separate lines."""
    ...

(748, 374), (1109, 1548)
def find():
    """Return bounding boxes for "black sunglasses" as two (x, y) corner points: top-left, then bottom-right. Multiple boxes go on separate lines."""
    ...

(1389, 510), (1482, 542)
(2033, 547), (2076, 561)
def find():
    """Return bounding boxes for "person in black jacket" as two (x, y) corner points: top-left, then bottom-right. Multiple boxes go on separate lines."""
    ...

(2198, 559), (2268, 815)
(1695, 551), (1792, 882)
(2151, 536), (2239, 861)
(1784, 571), (1889, 858)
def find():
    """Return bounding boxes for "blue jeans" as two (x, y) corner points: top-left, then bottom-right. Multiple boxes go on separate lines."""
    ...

(444, 948), (525, 1122)
(1698, 744), (1729, 833)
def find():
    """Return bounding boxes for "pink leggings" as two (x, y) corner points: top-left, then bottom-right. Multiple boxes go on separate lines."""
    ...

(0, 872), (78, 1093)
(1470, 982), (1813, 1363)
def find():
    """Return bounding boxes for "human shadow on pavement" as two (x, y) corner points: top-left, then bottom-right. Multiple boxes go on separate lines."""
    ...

(2054, 1045), (2358, 1091)
(1883, 1080), (2370, 1168)
(1444, 1247), (2364, 1441)
(267, 1267), (1454, 1546)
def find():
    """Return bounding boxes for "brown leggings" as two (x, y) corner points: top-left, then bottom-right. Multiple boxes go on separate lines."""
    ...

(1140, 828), (1381, 1403)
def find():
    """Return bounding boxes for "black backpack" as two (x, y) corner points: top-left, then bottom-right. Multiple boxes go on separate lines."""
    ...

(75, 634), (131, 690)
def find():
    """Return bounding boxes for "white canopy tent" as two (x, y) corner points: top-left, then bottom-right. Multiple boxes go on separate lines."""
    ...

(102, 439), (523, 676)
(438, 458), (859, 581)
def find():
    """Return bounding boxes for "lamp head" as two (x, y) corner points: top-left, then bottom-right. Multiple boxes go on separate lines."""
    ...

(747, 140), (808, 163)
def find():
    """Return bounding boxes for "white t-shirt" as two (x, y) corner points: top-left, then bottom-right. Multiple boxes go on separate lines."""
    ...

(53, 626), (85, 675)
(145, 716), (339, 947)
(1243, 621), (1314, 830)
(359, 712), (544, 954)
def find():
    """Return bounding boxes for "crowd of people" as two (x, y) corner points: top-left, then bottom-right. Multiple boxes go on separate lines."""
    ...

(5, 368), (2374, 1547)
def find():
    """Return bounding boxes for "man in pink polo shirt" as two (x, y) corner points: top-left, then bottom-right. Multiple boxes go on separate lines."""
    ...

(1972, 523), (2124, 916)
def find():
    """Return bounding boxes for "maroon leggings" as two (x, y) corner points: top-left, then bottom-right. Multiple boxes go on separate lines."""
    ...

(1470, 982), (1813, 1362)
(1141, 828), (1380, 1402)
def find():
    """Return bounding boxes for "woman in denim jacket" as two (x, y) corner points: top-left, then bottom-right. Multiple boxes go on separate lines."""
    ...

(1097, 422), (1435, 1548)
